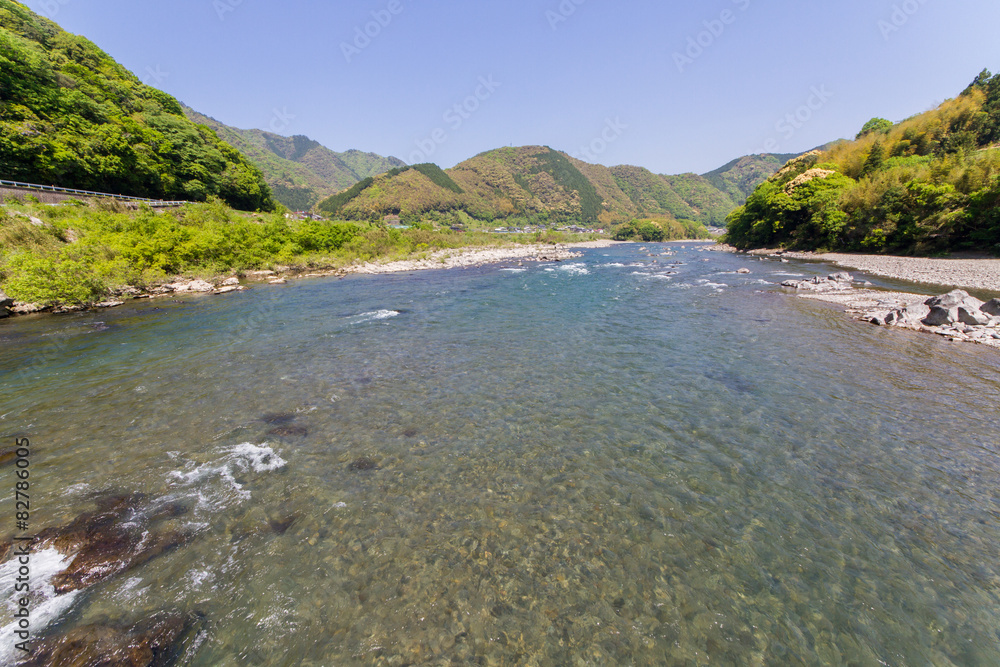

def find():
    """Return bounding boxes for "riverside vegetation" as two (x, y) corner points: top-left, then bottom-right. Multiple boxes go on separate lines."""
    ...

(725, 69), (1000, 255)
(0, 197), (596, 307)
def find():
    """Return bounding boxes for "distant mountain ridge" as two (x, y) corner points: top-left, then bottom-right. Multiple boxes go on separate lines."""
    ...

(316, 145), (800, 228)
(182, 107), (405, 210)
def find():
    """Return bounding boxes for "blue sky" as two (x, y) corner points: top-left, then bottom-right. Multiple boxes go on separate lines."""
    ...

(24, 0), (1000, 174)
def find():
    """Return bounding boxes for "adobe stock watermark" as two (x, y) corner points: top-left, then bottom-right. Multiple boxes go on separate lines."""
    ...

(878, 0), (931, 41)
(673, 0), (752, 73)
(546, 0), (586, 31)
(573, 117), (628, 162)
(144, 66), (169, 87)
(213, 0), (245, 21)
(34, 0), (70, 18)
(341, 0), (404, 64)
(761, 85), (833, 153)
(408, 76), (501, 164)
(268, 107), (295, 134)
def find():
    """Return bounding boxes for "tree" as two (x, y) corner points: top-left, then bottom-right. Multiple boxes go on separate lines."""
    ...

(861, 141), (885, 177)
(856, 118), (894, 139)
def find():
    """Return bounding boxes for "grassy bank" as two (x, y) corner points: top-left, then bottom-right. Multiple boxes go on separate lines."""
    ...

(0, 198), (603, 307)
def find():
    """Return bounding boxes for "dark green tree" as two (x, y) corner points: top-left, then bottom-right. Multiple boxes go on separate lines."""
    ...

(856, 118), (894, 139)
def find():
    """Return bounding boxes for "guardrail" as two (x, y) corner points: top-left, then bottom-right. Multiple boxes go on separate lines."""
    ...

(0, 180), (189, 206)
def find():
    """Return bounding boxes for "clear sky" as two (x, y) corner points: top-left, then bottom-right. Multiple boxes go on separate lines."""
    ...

(23, 0), (1000, 175)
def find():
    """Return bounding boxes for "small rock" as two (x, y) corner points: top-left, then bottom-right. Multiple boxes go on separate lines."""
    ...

(268, 279), (287, 285)
(737, 268), (751, 274)
(957, 306), (990, 326)
(923, 306), (956, 327)
(0, 288), (13, 310)
(10, 302), (47, 314)
(348, 456), (380, 472)
(169, 279), (214, 293)
(830, 272), (852, 283)
(897, 303), (930, 325)
(213, 285), (245, 295)
(982, 299), (1000, 317)
(95, 300), (125, 309)
(221, 277), (240, 287)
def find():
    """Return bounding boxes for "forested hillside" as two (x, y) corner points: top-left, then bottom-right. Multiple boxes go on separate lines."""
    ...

(316, 145), (792, 231)
(0, 1), (274, 211)
(183, 107), (405, 210)
(726, 70), (1000, 254)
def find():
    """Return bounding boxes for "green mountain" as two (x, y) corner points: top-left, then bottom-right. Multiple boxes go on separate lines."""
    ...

(702, 153), (799, 204)
(725, 69), (1000, 254)
(317, 146), (795, 228)
(0, 0), (273, 211)
(182, 107), (405, 211)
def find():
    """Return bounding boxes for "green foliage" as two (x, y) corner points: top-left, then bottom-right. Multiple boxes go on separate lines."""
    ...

(316, 177), (375, 215)
(0, 199), (574, 307)
(528, 148), (602, 222)
(0, 1), (274, 211)
(857, 117), (894, 139)
(726, 70), (1000, 255)
(410, 163), (464, 194)
(612, 217), (710, 242)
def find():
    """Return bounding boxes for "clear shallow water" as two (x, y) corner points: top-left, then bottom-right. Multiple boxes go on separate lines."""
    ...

(1, 243), (999, 665)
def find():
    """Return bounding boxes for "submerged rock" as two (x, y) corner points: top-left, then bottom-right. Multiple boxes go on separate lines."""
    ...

(26, 492), (191, 594)
(267, 425), (308, 438)
(348, 456), (380, 472)
(23, 610), (204, 667)
(261, 412), (296, 425)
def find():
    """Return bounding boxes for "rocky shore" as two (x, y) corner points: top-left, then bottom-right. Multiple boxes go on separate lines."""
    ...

(0, 243), (585, 319)
(783, 273), (1000, 349)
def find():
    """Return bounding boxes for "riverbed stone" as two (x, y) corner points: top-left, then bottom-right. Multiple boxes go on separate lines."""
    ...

(958, 306), (990, 326)
(982, 299), (1000, 316)
(925, 290), (979, 310)
(922, 306), (957, 327)
(896, 303), (930, 325)
(22, 610), (204, 667)
(0, 288), (13, 310)
(28, 492), (192, 594)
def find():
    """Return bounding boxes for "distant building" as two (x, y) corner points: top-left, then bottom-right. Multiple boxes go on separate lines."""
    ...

(384, 215), (402, 225)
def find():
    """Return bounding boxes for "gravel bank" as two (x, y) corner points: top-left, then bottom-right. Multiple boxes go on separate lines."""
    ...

(763, 251), (1000, 293)
(349, 244), (581, 275)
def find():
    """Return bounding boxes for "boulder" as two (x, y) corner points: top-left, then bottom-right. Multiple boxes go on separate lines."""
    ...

(830, 272), (853, 283)
(168, 279), (214, 293)
(923, 306), (957, 327)
(925, 290), (978, 310)
(737, 268), (751, 274)
(221, 277), (240, 287)
(982, 298), (1000, 317)
(896, 303), (930, 326)
(213, 285), (245, 295)
(957, 306), (990, 326)
(0, 288), (13, 309)
(22, 611), (204, 667)
(24, 492), (191, 594)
